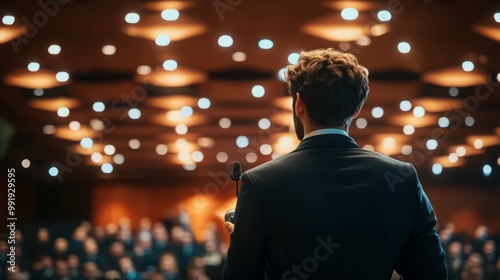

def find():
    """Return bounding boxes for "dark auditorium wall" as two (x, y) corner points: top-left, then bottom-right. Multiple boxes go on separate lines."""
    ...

(91, 180), (500, 242)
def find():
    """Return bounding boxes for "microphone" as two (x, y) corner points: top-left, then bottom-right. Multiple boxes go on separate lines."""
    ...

(224, 208), (235, 223)
(231, 161), (242, 181)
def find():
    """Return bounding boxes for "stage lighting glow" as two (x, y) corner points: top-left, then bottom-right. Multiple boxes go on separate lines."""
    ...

(128, 108), (141, 119)
(69, 121), (80, 131)
(22, 159), (30, 168)
(258, 118), (271, 130)
(252, 85), (265, 98)
(161, 9), (180, 21)
(102, 45), (116, 55)
(355, 118), (367, 129)
(462, 61), (474, 72)
(48, 44), (61, 55)
(55, 71), (70, 82)
(156, 144), (168, 155)
(258, 39), (274, 49)
(183, 162), (197, 171)
(341, 8), (358, 20)
(104, 145), (116, 155)
(57, 107), (70, 117)
(93, 102), (105, 112)
(125, 12), (140, 24)
(155, 34), (171, 46)
(398, 42), (411, 53)
(377, 10), (392, 22)
(232, 52), (246, 62)
(371, 107), (384, 118)
(356, 36), (371, 46)
(219, 118), (231, 129)
(218, 35), (233, 47)
(403, 125), (415, 135)
(27, 62), (40, 72)
(217, 152), (228, 163)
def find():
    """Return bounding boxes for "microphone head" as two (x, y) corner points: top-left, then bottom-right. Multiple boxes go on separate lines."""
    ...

(224, 208), (235, 223)
(231, 161), (242, 181)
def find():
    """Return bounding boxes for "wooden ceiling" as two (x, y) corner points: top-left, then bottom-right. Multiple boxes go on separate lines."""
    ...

(0, 0), (499, 185)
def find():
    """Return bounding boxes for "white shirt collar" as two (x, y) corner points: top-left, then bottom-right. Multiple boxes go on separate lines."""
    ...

(303, 128), (348, 140)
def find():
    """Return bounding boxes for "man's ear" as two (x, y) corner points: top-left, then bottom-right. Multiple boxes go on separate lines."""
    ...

(294, 92), (305, 116)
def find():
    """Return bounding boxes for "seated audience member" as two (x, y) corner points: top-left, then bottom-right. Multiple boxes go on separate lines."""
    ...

(203, 240), (224, 280)
(152, 223), (171, 256)
(53, 238), (70, 261)
(70, 227), (88, 257)
(447, 241), (464, 280)
(158, 252), (181, 280)
(53, 259), (72, 280)
(67, 254), (83, 280)
(118, 256), (143, 280)
(461, 253), (485, 280)
(32, 255), (55, 279)
(473, 225), (490, 253)
(175, 230), (203, 277)
(116, 227), (135, 253)
(81, 238), (105, 270)
(483, 240), (498, 280)
(91, 226), (107, 252)
(105, 223), (119, 245)
(137, 218), (153, 241)
(32, 228), (52, 261)
(104, 241), (126, 273)
(185, 266), (209, 280)
(82, 262), (103, 280)
(133, 233), (156, 272)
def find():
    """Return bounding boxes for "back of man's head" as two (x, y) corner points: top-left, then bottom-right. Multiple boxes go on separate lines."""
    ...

(286, 48), (369, 129)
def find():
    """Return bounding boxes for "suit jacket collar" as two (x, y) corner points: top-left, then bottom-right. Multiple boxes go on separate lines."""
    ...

(294, 134), (359, 152)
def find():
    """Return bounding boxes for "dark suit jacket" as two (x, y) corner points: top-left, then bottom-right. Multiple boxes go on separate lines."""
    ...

(224, 134), (447, 280)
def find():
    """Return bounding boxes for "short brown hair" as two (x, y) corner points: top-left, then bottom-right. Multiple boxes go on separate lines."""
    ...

(286, 48), (369, 129)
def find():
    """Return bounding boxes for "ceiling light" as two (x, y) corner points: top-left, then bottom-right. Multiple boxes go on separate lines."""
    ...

(232, 51), (246, 62)
(155, 34), (171, 46)
(27, 62), (40, 72)
(93, 102), (105, 112)
(356, 35), (371, 46)
(464, 116), (475, 126)
(288, 53), (300, 64)
(246, 152), (258, 163)
(128, 108), (141, 119)
(43, 125), (56, 135)
(91, 152), (103, 163)
(432, 163), (443, 175)
(183, 162), (196, 171)
(102, 45), (116, 55)
(2, 15), (15, 25)
(69, 121), (80, 131)
(161, 9), (180, 21)
(163, 59), (178, 71)
(57, 107), (70, 117)
(252, 85), (265, 98)
(136, 65), (151, 75)
(448, 153), (458, 163)
(483, 164), (492, 176)
(438, 117), (450, 128)
(371, 107), (384, 118)
(258, 118), (271, 130)
(49, 167), (59, 177)
(156, 144), (168, 155)
(397, 42), (411, 54)
(101, 163), (113, 174)
(377, 10), (392, 22)
(198, 98), (211, 109)
(125, 12), (140, 24)
(113, 154), (125, 164)
(236, 136), (249, 148)
(277, 67), (287, 82)
(341, 8), (359, 20)
(258, 39), (274, 49)
(180, 106), (193, 117)
(175, 124), (188, 135)
(21, 159), (30, 168)
(129, 139), (141, 149)
(48, 44), (61, 55)
(426, 139), (438, 150)
(260, 144), (273, 155)
(462, 61), (474, 72)
(55, 71), (70, 82)
(80, 138), (93, 149)
(413, 106), (425, 118)
(399, 100), (412, 111)
(218, 35), (233, 47)
(449, 87), (459, 97)
(456, 146), (466, 157)
(494, 13), (500, 23)
(401, 145), (412, 155)
(192, 151), (204, 162)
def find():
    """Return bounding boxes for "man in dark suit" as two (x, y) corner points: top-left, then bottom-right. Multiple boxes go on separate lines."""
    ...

(223, 48), (447, 280)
